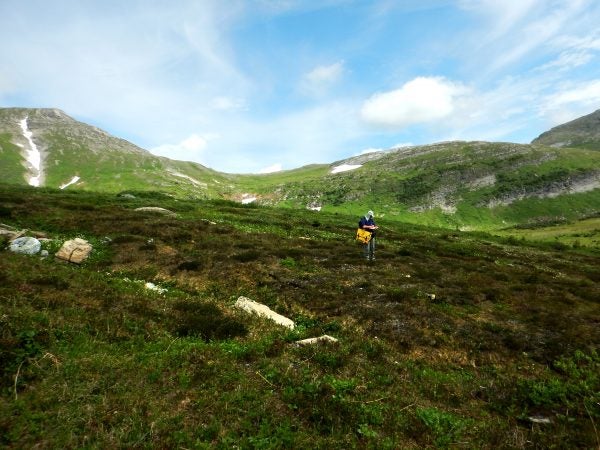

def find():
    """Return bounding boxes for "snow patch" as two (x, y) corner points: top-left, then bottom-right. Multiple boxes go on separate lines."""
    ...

(258, 163), (283, 174)
(167, 170), (207, 188)
(60, 176), (80, 190)
(241, 194), (257, 204)
(331, 164), (362, 174)
(19, 117), (42, 187)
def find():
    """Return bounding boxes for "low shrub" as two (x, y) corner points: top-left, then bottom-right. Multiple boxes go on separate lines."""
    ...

(172, 301), (248, 341)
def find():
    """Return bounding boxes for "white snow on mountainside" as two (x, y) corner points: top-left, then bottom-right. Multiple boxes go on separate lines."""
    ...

(60, 176), (80, 190)
(19, 117), (42, 186)
(330, 164), (362, 174)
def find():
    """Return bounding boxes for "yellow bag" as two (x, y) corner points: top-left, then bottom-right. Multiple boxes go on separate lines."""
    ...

(356, 228), (372, 244)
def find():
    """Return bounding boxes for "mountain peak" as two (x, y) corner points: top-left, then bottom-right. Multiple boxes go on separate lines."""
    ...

(532, 108), (600, 150)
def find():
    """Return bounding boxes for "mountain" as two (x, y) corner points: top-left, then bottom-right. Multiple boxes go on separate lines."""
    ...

(1, 107), (599, 231)
(532, 108), (600, 150)
(0, 108), (228, 198)
(238, 140), (600, 230)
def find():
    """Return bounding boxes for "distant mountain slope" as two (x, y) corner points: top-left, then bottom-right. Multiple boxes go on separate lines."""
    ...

(234, 141), (600, 229)
(532, 108), (600, 150)
(0, 108), (229, 198)
(1, 107), (599, 230)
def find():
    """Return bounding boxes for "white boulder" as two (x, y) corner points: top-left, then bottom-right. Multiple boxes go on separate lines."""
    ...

(295, 335), (339, 346)
(234, 296), (295, 329)
(9, 236), (41, 255)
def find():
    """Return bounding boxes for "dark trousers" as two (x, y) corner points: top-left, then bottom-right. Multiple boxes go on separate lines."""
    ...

(363, 237), (375, 260)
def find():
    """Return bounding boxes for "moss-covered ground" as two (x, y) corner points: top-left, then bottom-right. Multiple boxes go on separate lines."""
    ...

(0, 184), (598, 448)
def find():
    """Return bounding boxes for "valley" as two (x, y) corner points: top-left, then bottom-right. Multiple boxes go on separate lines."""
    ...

(0, 106), (599, 447)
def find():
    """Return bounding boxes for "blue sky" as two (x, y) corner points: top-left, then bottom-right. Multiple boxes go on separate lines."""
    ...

(1, 0), (600, 173)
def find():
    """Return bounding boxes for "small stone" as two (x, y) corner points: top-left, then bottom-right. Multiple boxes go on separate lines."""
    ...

(528, 416), (552, 424)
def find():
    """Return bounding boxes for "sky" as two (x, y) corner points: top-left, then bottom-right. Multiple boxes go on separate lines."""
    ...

(1, 0), (600, 173)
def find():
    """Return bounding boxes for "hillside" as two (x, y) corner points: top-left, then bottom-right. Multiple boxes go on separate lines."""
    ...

(235, 141), (600, 231)
(1, 107), (599, 235)
(0, 183), (599, 447)
(0, 108), (229, 198)
(532, 109), (600, 150)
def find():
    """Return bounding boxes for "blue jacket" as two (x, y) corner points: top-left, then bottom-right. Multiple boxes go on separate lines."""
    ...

(359, 216), (376, 236)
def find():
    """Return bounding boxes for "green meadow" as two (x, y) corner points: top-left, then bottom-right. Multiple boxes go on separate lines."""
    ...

(0, 183), (598, 448)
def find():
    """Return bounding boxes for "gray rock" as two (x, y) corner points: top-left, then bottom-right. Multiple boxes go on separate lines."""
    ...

(9, 236), (41, 255)
(40, 250), (49, 257)
(134, 207), (177, 217)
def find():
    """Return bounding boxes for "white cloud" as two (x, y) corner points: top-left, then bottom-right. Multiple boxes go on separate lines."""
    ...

(198, 100), (364, 173)
(305, 61), (344, 84)
(258, 163), (283, 173)
(151, 134), (213, 164)
(211, 96), (246, 111)
(300, 61), (345, 96)
(360, 77), (469, 128)
(0, 1), (250, 145)
(459, 0), (541, 40)
(539, 51), (593, 72)
(458, 0), (593, 75)
(539, 79), (600, 125)
(544, 80), (600, 108)
(540, 30), (600, 72)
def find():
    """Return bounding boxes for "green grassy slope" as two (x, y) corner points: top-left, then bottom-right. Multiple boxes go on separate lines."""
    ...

(0, 183), (598, 448)
(0, 108), (230, 198)
(232, 142), (600, 232)
(0, 134), (26, 185)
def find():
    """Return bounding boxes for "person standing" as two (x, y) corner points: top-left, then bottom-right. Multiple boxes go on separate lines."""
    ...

(358, 210), (378, 261)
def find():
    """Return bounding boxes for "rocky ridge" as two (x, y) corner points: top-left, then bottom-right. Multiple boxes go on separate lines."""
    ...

(532, 108), (600, 150)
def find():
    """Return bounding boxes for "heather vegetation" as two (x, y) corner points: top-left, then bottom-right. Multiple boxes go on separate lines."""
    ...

(1, 183), (598, 448)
